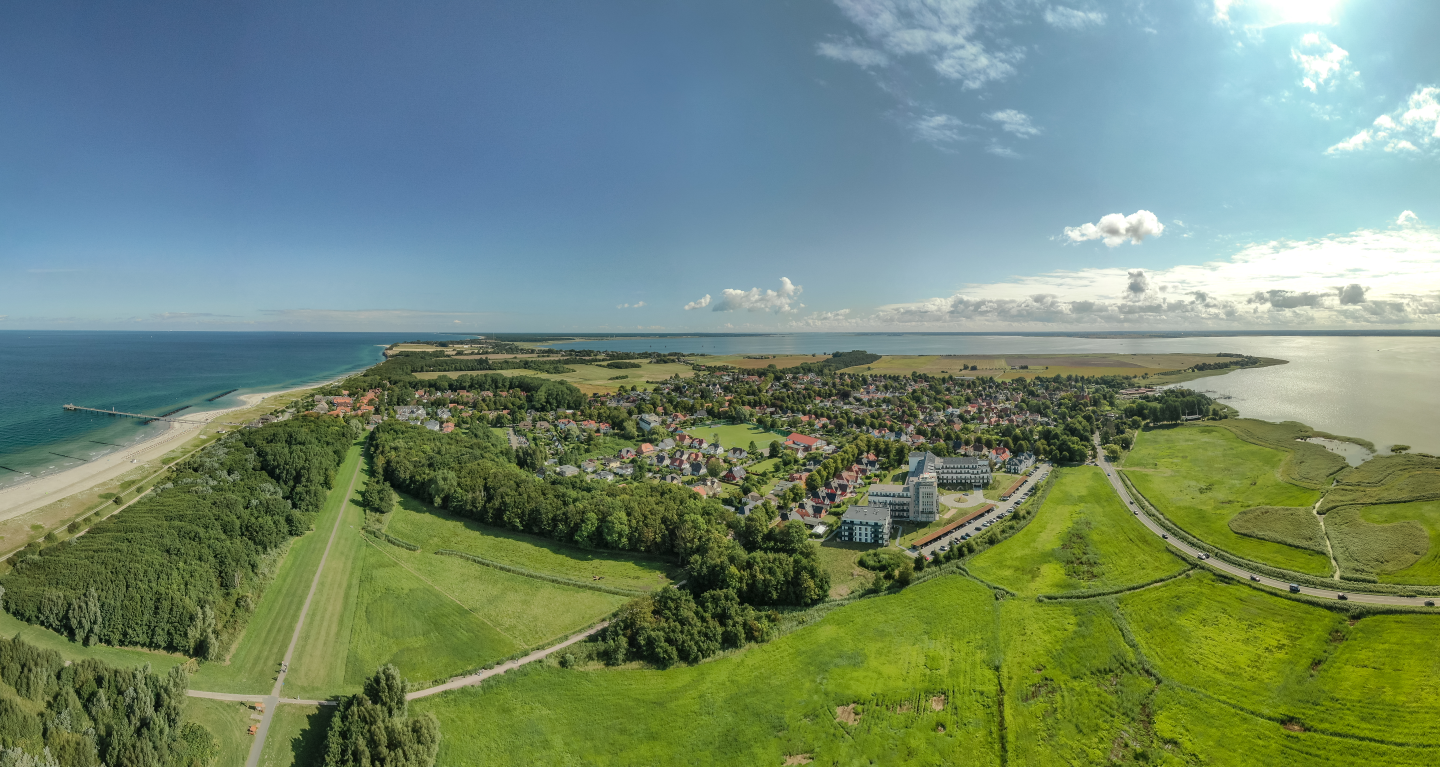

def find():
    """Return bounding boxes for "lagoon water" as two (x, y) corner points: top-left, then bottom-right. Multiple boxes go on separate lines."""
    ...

(552, 333), (1440, 456)
(0, 331), (442, 490)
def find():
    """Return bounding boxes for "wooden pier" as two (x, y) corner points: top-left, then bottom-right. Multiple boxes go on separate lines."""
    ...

(62, 404), (205, 424)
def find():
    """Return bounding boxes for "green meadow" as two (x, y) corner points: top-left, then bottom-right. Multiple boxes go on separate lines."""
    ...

(969, 466), (1186, 597)
(1121, 425), (1332, 574)
(682, 422), (791, 451)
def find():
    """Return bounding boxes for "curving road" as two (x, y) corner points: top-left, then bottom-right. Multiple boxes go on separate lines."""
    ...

(1094, 442), (1429, 607)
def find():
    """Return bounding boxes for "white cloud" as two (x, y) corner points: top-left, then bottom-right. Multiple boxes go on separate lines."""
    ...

(706, 277), (805, 313)
(683, 294), (712, 311)
(816, 38), (890, 68)
(1063, 210), (1165, 247)
(986, 142), (1021, 158)
(1328, 86), (1440, 155)
(986, 109), (1040, 137)
(1291, 32), (1350, 93)
(1398, 210), (1420, 226)
(1213, 0), (1340, 29)
(870, 220), (1440, 328)
(616, 301), (647, 309)
(912, 113), (970, 144)
(823, 0), (1022, 90)
(1044, 6), (1104, 29)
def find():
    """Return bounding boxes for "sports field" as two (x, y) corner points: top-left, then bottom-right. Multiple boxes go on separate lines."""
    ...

(968, 467), (1185, 596)
(682, 422), (790, 451)
(1121, 425), (1332, 574)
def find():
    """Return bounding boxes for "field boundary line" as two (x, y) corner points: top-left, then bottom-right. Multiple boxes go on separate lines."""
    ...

(357, 533), (520, 644)
(433, 549), (651, 597)
(1034, 565), (1195, 602)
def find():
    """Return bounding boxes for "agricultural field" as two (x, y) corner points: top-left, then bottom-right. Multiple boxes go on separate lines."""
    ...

(831, 352), (1279, 382)
(968, 467), (1185, 597)
(1117, 572), (1440, 745)
(1121, 425), (1332, 574)
(259, 704), (334, 767)
(682, 422), (791, 452)
(412, 575), (1003, 766)
(191, 441), (366, 695)
(700, 353), (832, 369)
(385, 495), (680, 592)
(528, 361), (696, 393)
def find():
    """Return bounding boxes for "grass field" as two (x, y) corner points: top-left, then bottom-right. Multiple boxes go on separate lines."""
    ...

(682, 422), (790, 451)
(1118, 571), (1440, 745)
(832, 353), (1268, 382)
(1325, 506), (1429, 580)
(1321, 454), (1440, 512)
(413, 575), (1003, 766)
(530, 361), (696, 393)
(1221, 419), (1350, 489)
(0, 610), (185, 672)
(386, 495), (679, 592)
(1228, 506), (1330, 554)
(815, 539), (876, 598)
(1121, 425), (1332, 574)
(186, 698), (256, 767)
(1350, 500), (1440, 584)
(700, 354), (832, 369)
(259, 704), (334, 767)
(969, 467), (1185, 597)
(191, 441), (364, 695)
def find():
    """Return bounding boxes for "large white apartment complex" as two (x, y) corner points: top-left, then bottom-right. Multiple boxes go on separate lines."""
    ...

(908, 451), (992, 489)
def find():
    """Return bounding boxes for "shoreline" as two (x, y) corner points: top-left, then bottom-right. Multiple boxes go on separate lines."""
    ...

(0, 379), (335, 524)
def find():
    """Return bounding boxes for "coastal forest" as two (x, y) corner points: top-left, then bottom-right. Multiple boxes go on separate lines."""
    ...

(0, 416), (354, 658)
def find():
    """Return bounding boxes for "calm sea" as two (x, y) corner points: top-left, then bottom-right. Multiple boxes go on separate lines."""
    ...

(0, 331), (443, 490)
(550, 333), (1440, 456)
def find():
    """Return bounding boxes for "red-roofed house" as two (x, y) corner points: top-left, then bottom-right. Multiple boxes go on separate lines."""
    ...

(785, 433), (826, 450)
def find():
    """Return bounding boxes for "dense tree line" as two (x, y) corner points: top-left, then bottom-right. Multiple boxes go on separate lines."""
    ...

(371, 421), (731, 557)
(1, 416), (355, 658)
(0, 635), (208, 767)
(322, 666), (439, 767)
(373, 351), (574, 377)
(1122, 390), (1216, 424)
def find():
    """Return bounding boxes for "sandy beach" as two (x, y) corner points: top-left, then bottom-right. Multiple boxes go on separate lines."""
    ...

(0, 386), (313, 524)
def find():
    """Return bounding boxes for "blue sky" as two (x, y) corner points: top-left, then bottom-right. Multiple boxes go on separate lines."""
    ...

(1, 0), (1436, 332)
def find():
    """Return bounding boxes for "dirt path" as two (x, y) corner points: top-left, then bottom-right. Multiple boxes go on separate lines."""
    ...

(406, 621), (610, 700)
(1314, 497), (1341, 580)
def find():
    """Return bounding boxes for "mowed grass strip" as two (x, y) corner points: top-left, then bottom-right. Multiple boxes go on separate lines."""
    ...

(1000, 599), (1156, 767)
(1118, 571), (1440, 745)
(1324, 507), (1428, 580)
(185, 698), (255, 767)
(1122, 426), (1331, 574)
(385, 496), (679, 593)
(969, 467), (1184, 597)
(1356, 500), (1440, 584)
(258, 703), (334, 767)
(280, 453), (371, 700)
(192, 441), (365, 695)
(342, 542), (521, 688)
(413, 575), (1002, 767)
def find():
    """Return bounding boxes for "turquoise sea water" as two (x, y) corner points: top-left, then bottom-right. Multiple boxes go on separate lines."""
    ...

(0, 331), (441, 490)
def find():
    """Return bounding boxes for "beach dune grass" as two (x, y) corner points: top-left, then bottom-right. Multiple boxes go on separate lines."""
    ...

(1121, 425), (1332, 574)
(969, 466), (1185, 597)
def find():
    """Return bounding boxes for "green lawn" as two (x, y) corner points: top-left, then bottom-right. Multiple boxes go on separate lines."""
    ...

(1357, 500), (1440, 584)
(969, 467), (1185, 597)
(815, 539), (876, 598)
(259, 704), (335, 767)
(413, 575), (1002, 766)
(982, 472), (1025, 501)
(1121, 425), (1332, 574)
(192, 441), (366, 695)
(0, 610), (185, 673)
(1118, 571), (1440, 745)
(186, 698), (256, 767)
(385, 494), (679, 592)
(682, 422), (791, 452)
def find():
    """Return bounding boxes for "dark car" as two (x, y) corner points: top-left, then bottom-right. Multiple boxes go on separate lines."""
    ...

(1427, 600), (1435, 607)
(1288, 584), (1301, 593)
(1249, 575), (1260, 582)
(1337, 593), (1348, 601)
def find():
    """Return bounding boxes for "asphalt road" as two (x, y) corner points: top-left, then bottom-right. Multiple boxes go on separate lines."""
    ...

(1093, 444), (1430, 607)
(912, 465), (1053, 559)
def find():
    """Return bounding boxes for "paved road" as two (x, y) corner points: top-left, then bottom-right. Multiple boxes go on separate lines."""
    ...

(1094, 444), (1429, 607)
(912, 465), (1053, 559)
(407, 621), (611, 700)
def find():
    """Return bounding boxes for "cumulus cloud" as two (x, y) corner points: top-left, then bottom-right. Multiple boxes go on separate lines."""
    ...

(1063, 210), (1165, 247)
(1398, 210), (1420, 226)
(912, 113), (971, 144)
(821, 0), (1022, 90)
(1292, 32), (1351, 93)
(867, 219), (1440, 329)
(986, 109), (1040, 137)
(709, 277), (805, 313)
(1328, 86), (1440, 155)
(616, 301), (646, 309)
(1044, 6), (1104, 29)
(1213, 0), (1339, 29)
(683, 294), (712, 311)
